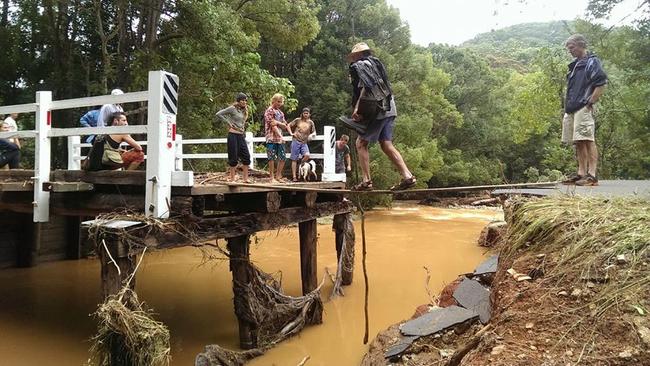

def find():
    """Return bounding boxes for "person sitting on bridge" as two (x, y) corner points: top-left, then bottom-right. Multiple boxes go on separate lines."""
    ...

(97, 89), (125, 127)
(264, 93), (293, 183)
(2, 113), (21, 149)
(0, 121), (21, 169)
(289, 107), (316, 182)
(215, 92), (251, 183)
(84, 112), (144, 171)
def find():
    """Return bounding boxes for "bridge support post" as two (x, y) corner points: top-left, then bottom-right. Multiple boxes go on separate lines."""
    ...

(99, 232), (137, 300)
(299, 219), (318, 295)
(227, 235), (257, 350)
(16, 221), (41, 267)
(245, 132), (255, 170)
(34, 91), (52, 223)
(145, 70), (179, 218)
(174, 134), (183, 171)
(333, 212), (355, 286)
(321, 126), (346, 182)
(67, 135), (81, 170)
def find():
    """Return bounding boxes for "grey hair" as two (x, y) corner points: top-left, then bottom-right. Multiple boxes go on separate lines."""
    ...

(565, 34), (588, 48)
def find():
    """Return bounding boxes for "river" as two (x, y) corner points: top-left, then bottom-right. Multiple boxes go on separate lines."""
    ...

(0, 203), (501, 365)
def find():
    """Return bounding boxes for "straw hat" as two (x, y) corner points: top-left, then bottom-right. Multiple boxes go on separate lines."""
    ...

(347, 42), (371, 61)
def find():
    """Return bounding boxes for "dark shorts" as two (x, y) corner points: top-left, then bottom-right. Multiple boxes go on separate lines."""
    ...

(359, 116), (396, 143)
(227, 132), (251, 167)
(290, 140), (310, 160)
(266, 142), (286, 161)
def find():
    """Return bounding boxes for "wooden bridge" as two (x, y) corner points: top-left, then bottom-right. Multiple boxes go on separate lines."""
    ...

(0, 71), (355, 355)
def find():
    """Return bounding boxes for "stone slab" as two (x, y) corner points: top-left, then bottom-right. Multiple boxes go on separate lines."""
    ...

(384, 335), (419, 359)
(474, 255), (498, 275)
(400, 305), (478, 337)
(453, 278), (492, 324)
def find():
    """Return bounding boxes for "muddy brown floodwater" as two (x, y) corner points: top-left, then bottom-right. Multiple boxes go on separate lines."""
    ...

(0, 203), (501, 366)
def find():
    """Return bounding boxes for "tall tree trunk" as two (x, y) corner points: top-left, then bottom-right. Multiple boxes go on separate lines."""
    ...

(1, 0), (8, 26)
(95, 0), (120, 93)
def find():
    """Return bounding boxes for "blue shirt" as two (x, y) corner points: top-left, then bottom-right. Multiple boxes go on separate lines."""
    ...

(80, 109), (100, 128)
(565, 54), (607, 114)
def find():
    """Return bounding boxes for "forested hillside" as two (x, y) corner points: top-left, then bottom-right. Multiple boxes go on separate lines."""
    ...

(0, 0), (648, 190)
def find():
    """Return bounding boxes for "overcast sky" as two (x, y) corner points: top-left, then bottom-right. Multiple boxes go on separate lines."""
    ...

(385, 0), (643, 46)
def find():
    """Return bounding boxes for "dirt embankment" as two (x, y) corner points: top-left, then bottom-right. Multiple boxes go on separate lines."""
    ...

(363, 196), (650, 365)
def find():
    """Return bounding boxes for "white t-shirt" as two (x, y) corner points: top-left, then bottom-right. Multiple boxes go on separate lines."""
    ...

(3, 117), (17, 132)
(97, 104), (124, 127)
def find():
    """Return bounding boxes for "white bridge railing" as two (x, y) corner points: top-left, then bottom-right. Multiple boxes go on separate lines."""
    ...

(66, 127), (345, 183)
(0, 71), (185, 221)
(0, 70), (344, 223)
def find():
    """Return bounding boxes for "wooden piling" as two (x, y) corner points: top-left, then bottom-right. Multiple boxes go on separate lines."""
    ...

(333, 213), (355, 286)
(65, 216), (82, 259)
(227, 235), (257, 350)
(299, 219), (318, 295)
(98, 232), (136, 299)
(16, 220), (40, 267)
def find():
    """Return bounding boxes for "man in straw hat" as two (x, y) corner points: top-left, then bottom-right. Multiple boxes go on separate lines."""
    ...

(343, 42), (416, 191)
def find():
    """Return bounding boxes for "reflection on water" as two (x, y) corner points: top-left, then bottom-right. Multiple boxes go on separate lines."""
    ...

(0, 203), (501, 366)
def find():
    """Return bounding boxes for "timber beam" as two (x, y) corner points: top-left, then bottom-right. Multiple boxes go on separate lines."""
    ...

(50, 193), (194, 217)
(148, 201), (353, 249)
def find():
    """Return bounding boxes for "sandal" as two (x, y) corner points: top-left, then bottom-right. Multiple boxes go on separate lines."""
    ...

(390, 176), (417, 191)
(352, 180), (373, 191)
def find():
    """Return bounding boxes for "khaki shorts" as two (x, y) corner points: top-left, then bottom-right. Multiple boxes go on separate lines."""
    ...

(562, 106), (595, 143)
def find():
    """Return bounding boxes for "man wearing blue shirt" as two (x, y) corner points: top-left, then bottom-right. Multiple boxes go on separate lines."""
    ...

(79, 108), (100, 143)
(562, 34), (607, 186)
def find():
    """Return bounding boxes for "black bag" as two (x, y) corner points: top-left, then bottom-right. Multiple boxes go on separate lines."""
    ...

(82, 136), (106, 171)
(357, 96), (381, 124)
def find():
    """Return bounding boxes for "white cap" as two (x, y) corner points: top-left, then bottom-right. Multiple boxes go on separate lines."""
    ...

(111, 89), (124, 96)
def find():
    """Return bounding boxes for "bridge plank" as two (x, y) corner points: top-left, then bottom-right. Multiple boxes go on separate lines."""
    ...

(182, 181), (345, 195)
(0, 181), (33, 191)
(44, 182), (94, 192)
(51, 170), (146, 185)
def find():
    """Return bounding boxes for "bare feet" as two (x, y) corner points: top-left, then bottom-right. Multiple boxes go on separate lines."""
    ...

(270, 178), (279, 184)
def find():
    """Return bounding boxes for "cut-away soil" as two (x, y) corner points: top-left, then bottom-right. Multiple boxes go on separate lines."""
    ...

(363, 196), (650, 365)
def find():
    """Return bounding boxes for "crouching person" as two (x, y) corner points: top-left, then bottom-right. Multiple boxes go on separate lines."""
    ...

(0, 122), (21, 169)
(84, 112), (144, 171)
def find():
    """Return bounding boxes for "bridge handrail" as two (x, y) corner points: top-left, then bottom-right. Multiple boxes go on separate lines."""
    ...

(0, 70), (181, 222)
(68, 130), (334, 172)
(49, 91), (149, 110)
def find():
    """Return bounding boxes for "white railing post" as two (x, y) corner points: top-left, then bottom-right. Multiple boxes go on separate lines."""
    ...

(67, 135), (81, 170)
(145, 71), (178, 218)
(175, 134), (183, 171)
(321, 126), (345, 182)
(34, 91), (52, 222)
(246, 131), (255, 169)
